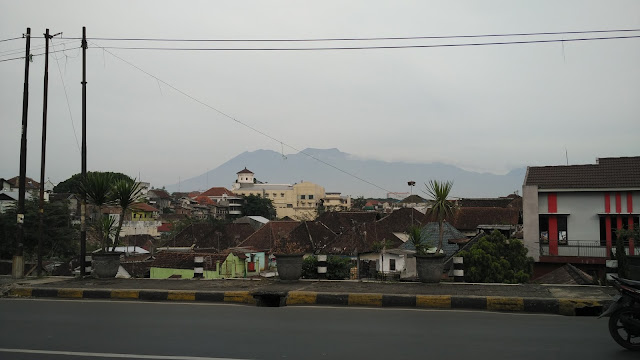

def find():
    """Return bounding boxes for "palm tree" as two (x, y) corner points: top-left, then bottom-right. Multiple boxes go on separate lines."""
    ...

(425, 180), (456, 254)
(408, 225), (426, 255)
(111, 178), (143, 251)
(79, 172), (114, 251)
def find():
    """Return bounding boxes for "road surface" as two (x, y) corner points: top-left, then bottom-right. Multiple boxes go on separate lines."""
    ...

(0, 298), (635, 359)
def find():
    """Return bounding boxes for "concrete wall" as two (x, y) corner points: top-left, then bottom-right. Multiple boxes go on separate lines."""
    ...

(522, 185), (540, 261)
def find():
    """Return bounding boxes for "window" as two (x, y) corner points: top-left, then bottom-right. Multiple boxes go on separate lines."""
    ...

(539, 215), (568, 244)
(300, 195), (306, 200)
(287, 204), (293, 208)
(308, 195), (314, 200)
(281, 193), (285, 197)
(264, 193), (268, 197)
(273, 193), (277, 198)
(600, 216), (639, 246)
(389, 259), (396, 271)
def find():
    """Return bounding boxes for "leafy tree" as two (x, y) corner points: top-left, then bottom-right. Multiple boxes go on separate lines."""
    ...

(53, 171), (133, 194)
(424, 180), (456, 253)
(458, 230), (534, 283)
(352, 196), (366, 210)
(0, 198), (78, 261)
(242, 194), (276, 219)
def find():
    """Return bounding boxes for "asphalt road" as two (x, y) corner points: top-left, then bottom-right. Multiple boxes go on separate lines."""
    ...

(0, 298), (636, 360)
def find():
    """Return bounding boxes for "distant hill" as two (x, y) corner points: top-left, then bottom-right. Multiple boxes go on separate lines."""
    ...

(164, 148), (526, 198)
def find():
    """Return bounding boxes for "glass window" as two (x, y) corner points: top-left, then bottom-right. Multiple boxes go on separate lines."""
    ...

(308, 195), (314, 200)
(300, 195), (306, 200)
(389, 259), (396, 271)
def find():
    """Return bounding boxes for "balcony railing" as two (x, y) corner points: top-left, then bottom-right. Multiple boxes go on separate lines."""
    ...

(540, 241), (632, 258)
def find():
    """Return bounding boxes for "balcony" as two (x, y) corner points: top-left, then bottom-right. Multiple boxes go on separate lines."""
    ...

(540, 241), (634, 265)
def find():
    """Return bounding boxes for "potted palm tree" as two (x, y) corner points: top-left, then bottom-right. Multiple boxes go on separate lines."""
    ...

(414, 180), (456, 283)
(80, 174), (143, 278)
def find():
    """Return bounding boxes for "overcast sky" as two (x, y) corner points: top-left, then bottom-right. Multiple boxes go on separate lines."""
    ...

(1, 1), (639, 191)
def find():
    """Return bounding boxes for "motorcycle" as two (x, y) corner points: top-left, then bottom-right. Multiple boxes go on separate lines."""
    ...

(600, 275), (640, 351)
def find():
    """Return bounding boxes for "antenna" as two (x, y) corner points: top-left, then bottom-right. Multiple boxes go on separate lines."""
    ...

(565, 147), (569, 165)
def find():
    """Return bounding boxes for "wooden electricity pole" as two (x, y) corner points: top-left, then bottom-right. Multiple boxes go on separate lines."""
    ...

(80, 26), (88, 277)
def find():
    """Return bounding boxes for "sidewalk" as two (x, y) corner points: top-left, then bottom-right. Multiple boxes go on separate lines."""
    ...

(1, 276), (615, 316)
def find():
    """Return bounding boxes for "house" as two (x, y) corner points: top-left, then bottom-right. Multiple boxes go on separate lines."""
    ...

(7, 176), (40, 192)
(231, 168), (326, 220)
(147, 189), (172, 212)
(0, 190), (34, 214)
(522, 156), (640, 279)
(105, 202), (162, 237)
(322, 192), (351, 212)
(200, 187), (243, 218)
(161, 222), (256, 252)
(0, 178), (11, 191)
(150, 251), (258, 279)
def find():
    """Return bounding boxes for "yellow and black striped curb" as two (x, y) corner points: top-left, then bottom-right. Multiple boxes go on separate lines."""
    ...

(7, 287), (610, 316)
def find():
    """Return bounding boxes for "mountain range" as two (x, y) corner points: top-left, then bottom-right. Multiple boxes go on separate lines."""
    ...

(165, 148), (526, 199)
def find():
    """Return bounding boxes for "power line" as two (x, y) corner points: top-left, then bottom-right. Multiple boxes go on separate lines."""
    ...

(91, 42), (393, 194)
(0, 47), (81, 63)
(0, 39), (78, 57)
(0, 36), (22, 43)
(50, 39), (81, 152)
(90, 34), (640, 51)
(57, 28), (640, 42)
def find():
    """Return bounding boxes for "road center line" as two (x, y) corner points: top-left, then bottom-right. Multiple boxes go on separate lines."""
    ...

(0, 348), (250, 360)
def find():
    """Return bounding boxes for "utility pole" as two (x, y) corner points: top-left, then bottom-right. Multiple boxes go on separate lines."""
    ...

(38, 29), (61, 276)
(80, 26), (88, 277)
(13, 28), (31, 279)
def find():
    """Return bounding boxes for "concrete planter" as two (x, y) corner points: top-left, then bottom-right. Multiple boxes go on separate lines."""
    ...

(275, 254), (304, 281)
(415, 254), (445, 283)
(92, 252), (123, 279)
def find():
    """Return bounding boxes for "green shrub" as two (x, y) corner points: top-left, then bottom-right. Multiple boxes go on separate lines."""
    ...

(458, 230), (534, 284)
(301, 255), (352, 280)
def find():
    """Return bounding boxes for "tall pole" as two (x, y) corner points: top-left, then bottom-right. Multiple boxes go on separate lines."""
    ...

(38, 29), (53, 276)
(408, 181), (415, 226)
(80, 27), (87, 277)
(13, 28), (31, 279)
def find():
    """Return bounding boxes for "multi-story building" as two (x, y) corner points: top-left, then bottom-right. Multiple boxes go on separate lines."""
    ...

(200, 187), (243, 217)
(322, 192), (351, 211)
(231, 168), (325, 219)
(522, 156), (640, 278)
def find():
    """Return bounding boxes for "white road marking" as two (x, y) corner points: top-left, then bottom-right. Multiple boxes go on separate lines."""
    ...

(0, 348), (251, 360)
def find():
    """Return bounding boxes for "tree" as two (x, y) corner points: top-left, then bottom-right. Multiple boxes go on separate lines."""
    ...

(54, 171), (132, 194)
(458, 230), (534, 283)
(242, 194), (276, 219)
(424, 180), (456, 253)
(80, 172), (114, 251)
(0, 198), (77, 261)
(111, 179), (143, 251)
(352, 196), (366, 210)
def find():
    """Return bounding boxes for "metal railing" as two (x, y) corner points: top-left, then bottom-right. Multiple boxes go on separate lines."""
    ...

(540, 242), (632, 258)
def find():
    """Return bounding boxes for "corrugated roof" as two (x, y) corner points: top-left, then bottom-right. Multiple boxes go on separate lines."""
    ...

(524, 156), (640, 189)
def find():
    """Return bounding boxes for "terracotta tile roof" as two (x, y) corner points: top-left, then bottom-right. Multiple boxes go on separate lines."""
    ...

(163, 223), (255, 250)
(458, 197), (516, 208)
(130, 202), (159, 212)
(157, 223), (172, 232)
(200, 187), (236, 197)
(237, 167), (254, 175)
(451, 207), (520, 231)
(151, 251), (227, 270)
(315, 212), (379, 234)
(7, 176), (40, 190)
(119, 234), (155, 250)
(194, 195), (215, 205)
(524, 156), (640, 189)
(533, 264), (593, 285)
(239, 221), (300, 251)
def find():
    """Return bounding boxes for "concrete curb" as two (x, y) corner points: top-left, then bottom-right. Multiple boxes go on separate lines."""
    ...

(7, 287), (610, 316)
